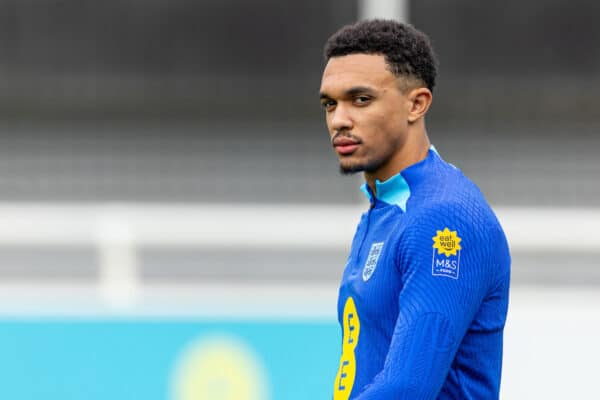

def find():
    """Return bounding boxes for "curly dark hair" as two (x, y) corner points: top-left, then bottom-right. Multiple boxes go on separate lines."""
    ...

(324, 19), (438, 92)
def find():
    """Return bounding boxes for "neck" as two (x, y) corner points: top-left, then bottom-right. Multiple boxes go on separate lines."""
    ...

(365, 128), (430, 196)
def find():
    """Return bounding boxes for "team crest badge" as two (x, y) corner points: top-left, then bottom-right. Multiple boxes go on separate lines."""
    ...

(362, 242), (384, 282)
(432, 228), (462, 279)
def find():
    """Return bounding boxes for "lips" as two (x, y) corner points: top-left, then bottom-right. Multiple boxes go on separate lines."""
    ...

(333, 137), (360, 155)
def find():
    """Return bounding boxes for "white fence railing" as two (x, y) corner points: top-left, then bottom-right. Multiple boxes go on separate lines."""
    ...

(0, 204), (597, 249)
(0, 204), (598, 309)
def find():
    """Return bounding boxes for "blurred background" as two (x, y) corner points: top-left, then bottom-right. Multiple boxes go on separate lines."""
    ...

(0, 0), (598, 398)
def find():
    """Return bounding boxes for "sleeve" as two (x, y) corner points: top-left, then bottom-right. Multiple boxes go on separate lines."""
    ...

(354, 203), (498, 399)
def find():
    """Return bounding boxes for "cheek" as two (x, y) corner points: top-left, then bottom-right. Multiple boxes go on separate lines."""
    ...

(381, 110), (407, 142)
(368, 110), (401, 139)
(359, 111), (407, 156)
(324, 114), (335, 134)
(383, 105), (406, 126)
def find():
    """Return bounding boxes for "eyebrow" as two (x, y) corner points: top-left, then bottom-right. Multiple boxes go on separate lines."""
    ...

(319, 85), (377, 100)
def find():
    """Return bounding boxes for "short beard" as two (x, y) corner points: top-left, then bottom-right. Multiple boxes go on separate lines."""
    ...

(339, 158), (382, 175)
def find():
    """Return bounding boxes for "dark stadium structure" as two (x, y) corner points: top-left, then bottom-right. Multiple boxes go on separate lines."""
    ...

(0, 0), (598, 285)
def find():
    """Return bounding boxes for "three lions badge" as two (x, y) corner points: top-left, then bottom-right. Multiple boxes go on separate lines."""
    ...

(362, 242), (384, 282)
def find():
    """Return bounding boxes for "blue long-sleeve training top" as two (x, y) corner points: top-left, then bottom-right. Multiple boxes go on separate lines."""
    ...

(333, 147), (511, 399)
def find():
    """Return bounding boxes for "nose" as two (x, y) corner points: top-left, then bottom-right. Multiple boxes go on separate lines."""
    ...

(329, 103), (353, 133)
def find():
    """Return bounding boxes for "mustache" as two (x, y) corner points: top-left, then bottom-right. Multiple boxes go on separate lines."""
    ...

(331, 131), (362, 145)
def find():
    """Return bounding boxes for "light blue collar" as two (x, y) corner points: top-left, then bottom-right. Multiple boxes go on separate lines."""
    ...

(360, 173), (411, 211)
(360, 145), (439, 212)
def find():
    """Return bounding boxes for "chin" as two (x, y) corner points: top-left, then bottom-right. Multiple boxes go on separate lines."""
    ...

(339, 157), (381, 175)
(339, 164), (363, 175)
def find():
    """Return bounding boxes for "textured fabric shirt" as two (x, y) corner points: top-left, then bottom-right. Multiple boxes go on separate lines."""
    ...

(333, 147), (511, 399)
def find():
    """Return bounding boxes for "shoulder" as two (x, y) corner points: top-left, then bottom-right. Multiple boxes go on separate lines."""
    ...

(400, 190), (509, 268)
(408, 159), (502, 236)
(393, 152), (510, 283)
(395, 198), (509, 289)
(405, 199), (504, 252)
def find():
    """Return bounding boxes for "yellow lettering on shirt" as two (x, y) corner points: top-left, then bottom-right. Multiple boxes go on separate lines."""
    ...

(333, 297), (360, 400)
(432, 227), (462, 257)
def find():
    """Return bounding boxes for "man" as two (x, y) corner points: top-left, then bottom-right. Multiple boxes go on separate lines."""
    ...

(320, 20), (510, 399)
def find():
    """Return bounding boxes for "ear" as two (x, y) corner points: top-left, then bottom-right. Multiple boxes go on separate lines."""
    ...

(406, 88), (433, 123)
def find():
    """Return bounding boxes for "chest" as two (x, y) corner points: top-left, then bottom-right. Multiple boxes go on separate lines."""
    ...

(338, 208), (406, 323)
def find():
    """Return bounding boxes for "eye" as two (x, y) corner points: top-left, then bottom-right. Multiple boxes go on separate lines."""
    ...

(354, 95), (372, 105)
(321, 99), (336, 111)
